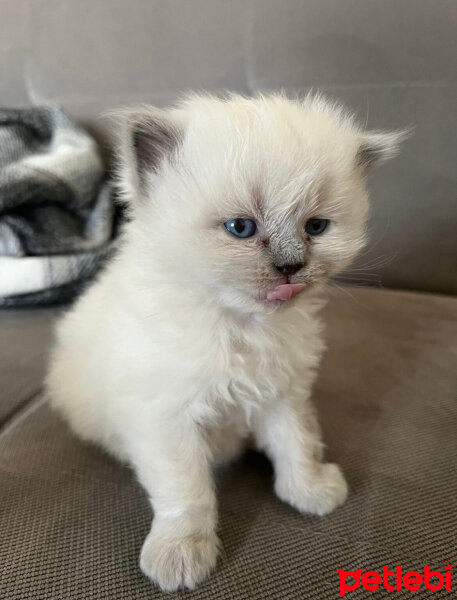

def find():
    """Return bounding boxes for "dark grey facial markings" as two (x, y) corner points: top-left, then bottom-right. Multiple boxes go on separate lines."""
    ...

(249, 185), (319, 273)
(268, 233), (306, 272)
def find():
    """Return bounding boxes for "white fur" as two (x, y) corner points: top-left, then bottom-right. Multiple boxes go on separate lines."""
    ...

(46, 93), (402, 592)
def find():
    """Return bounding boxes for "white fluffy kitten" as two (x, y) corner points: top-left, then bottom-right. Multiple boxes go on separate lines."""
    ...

(47, 93), (402, 592)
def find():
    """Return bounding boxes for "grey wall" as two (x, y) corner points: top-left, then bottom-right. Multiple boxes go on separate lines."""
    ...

(1, 0), (456, 294)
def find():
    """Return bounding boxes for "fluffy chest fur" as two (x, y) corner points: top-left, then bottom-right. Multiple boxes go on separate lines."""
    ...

(53, 256), (323, 435)
(101, 263), (325, 421)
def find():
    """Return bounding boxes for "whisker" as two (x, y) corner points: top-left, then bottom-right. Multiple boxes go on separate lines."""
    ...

(330, 282), (364, 305)
(343, 250), (400, 274)
(335, 275), (381, 283)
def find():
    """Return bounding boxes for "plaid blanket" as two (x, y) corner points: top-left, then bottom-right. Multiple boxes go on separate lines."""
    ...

(0, 106), (115, 307)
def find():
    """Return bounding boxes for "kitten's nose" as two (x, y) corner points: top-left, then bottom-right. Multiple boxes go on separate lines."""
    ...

(274, 263), (304, 276)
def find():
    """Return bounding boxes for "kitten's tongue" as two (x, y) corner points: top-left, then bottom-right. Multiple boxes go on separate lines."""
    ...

(267, 283), (306, 302)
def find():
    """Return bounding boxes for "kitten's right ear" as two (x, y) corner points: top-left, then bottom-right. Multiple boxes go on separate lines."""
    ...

(356, 129), (409, 172)
(114, 106), (183, 198)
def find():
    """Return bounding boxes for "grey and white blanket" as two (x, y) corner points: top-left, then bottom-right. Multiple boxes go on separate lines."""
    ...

(0, 106), (115, 307)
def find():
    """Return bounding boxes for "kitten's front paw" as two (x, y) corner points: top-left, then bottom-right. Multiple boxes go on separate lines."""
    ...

(140, 528), (219, 592)
(275, 463), (348, 517)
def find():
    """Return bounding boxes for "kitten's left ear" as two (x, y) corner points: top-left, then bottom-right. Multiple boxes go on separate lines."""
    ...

(113, 106), (184, 199)
(357, 129), (409, 171)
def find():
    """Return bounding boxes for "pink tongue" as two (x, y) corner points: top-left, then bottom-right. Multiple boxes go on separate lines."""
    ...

(267, 283), (306, 301)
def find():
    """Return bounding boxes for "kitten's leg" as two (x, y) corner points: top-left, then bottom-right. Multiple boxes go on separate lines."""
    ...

(127, 420), (219, 592)
(252, 396), (348, 516)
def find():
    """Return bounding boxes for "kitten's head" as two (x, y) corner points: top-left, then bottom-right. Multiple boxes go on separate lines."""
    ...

(116, 93), (404, 314)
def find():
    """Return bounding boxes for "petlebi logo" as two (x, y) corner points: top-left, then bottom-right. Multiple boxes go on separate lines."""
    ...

(338, 564), (452, 597)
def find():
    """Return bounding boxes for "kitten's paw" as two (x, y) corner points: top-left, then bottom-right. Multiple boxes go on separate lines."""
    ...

(140, 529), (219, 592)
(275, 463), (348, 517)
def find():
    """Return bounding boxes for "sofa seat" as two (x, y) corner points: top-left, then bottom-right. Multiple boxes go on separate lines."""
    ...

(1, 285), (456, 599)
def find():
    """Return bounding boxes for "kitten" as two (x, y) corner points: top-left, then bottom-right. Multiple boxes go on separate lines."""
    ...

(46, 93), (403, 592)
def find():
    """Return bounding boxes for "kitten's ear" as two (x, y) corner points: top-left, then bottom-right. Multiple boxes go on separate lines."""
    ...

(357, 129), (409, 171)
(115, 106), (183, 197)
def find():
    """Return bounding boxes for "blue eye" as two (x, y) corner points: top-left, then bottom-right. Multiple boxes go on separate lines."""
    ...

(224, 218), (257, 238)
(305, 218), (329, 236)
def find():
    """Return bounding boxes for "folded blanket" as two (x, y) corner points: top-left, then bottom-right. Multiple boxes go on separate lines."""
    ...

(0, 106), (115, 307)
